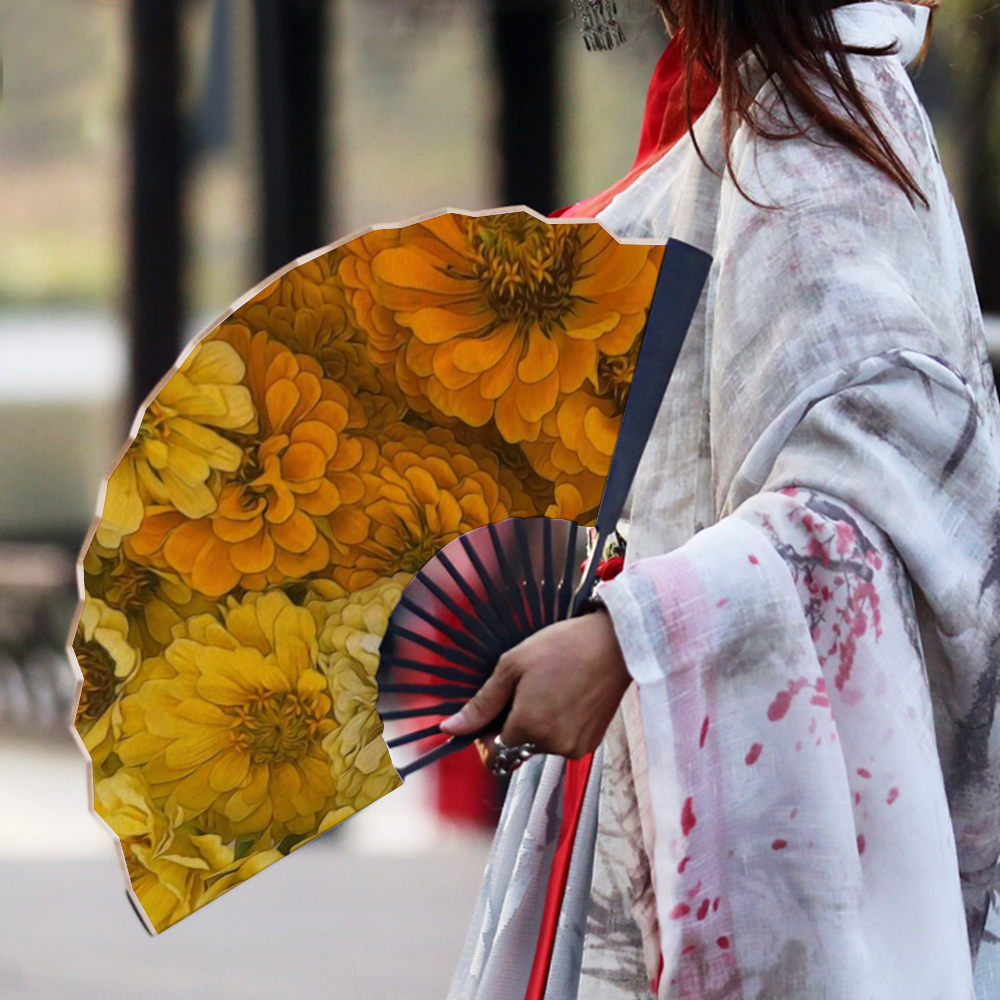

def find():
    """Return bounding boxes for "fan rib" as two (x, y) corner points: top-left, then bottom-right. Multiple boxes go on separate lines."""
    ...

(397, 734), (475, 779)
(486, 524), (531, 636)
(379, 655), (484, 685)
(379, 701), (466, 721)
(458, 535), (525, 646)
(396, 593), (496, 661)
(440, 548), (520, 649)
(386, 723), (444, 748)
(413, 568), (504, 649)
(379, 682), (479, 698)
(388, 625), (490, 672)
(513, 518), (544, 631)
(541, 519), (557, 626)
(557, 521), (579, 621)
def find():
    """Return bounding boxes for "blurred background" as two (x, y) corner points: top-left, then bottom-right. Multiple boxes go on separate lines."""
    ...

(2, 0), (1000, 997)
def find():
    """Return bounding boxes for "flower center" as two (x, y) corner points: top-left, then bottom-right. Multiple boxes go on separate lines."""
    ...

(234, 691), (326, 765)
(76, 639), (118, 722)
(470, 216), (582, 330)
(104, 557), (158, 613)
(138, 400), (176, 443)
(396, 534), (448, 575)
(596, 342), (641, 415)
(236, 446), (265, 490)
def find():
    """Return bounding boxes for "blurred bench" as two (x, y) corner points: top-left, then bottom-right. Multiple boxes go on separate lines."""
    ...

(0, 542), (78, 732)
(0, 312), (125, 733)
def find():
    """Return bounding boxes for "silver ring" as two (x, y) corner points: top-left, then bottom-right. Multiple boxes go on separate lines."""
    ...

(491, 735), (536, 777)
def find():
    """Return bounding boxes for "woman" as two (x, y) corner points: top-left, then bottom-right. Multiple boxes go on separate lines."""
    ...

(440, 1), (1000, 998)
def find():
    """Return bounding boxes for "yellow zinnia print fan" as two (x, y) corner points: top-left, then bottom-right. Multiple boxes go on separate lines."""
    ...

(70, 208), (687, 934)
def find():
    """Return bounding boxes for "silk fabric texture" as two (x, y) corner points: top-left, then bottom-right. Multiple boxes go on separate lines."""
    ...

(447, 3), (1000, 998)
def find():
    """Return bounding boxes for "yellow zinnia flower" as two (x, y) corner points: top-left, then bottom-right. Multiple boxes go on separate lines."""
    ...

(328, 422), (532, 591)
(339, 212), (662, 447)
(96, 769), (284, 932)
(196, 846), (285, 909)
(95, 769), (243, 933)
(115, 591), (340, 842)
(82, 541), (218, 657)
(72, 595), (140, 763)
(308, 574), (408, 813)
(125, 328), (374, 596)
(97, 341), (257, 549)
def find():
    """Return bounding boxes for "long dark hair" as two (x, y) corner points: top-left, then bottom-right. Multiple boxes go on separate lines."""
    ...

(656, 0), (937, 208)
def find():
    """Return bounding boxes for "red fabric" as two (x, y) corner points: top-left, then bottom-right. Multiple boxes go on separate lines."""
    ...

(437, 742), (497, 826)
(596, 555), (626, 581)
(525, 33), (719, 1000)
(523, 754), (596, 999)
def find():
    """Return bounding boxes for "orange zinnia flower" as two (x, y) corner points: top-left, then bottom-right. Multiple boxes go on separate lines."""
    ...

(328, 422), (533, 591)
(126, 328), (374, 597)
(521, 326), (646, 515)
(337, 228), (405, 372)
(522, 389), (620, 515)
(237, 251), (405, 429)
(339, 212), (662, 448)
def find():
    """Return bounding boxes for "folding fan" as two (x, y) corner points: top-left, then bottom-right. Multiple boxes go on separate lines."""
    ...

(69, 209), (710, 933)
(379, 517), (587, 776)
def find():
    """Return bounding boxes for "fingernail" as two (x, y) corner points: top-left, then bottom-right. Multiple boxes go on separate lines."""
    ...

(439, 710), (466, 734)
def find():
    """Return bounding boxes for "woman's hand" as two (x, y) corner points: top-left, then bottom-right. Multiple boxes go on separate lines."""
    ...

(438, 609), (632, 767)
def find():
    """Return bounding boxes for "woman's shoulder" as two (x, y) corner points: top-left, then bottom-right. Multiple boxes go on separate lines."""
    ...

(731, 5), (940, 209)
(730, 66), (938, 220)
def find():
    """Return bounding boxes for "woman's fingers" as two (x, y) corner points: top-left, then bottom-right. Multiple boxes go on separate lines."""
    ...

(440, 612), (632, 765)
(439, 655), (519, 736)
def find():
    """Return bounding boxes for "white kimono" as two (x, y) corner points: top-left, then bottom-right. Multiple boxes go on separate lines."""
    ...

(448, 4), (1000, 998)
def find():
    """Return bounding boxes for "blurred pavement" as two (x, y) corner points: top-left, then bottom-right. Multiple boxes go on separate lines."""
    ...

(0, 729), (490, 1000)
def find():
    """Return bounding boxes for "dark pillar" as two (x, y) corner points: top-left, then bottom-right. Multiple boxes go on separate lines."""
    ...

(253, 0), (329, 276)
(127, 0), (185, 417)
(961, 9), (1000, 314)
(490, 0), (561, 213)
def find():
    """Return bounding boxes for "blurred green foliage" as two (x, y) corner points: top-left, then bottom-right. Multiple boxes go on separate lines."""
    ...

(0, 0), (997, 311)
(1, 1), (123, 159)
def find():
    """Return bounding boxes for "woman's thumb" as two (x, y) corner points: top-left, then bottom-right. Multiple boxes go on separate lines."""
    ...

(439, 665), (516, 736)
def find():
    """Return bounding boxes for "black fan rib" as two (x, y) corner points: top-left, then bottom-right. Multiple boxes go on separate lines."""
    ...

(379, 701), (466, 722)
(395, 592), (496, 662)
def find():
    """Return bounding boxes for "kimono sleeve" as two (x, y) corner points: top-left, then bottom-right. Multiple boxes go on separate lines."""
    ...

(600, 348), (1000, 998)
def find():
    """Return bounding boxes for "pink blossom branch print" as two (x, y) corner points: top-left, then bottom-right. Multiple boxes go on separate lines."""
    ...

(760, 488), (884, 696)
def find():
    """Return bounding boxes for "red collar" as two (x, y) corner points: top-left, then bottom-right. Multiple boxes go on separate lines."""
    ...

(552, 29), (718, 219)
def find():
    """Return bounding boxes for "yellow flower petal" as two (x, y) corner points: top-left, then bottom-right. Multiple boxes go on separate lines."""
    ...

(210, 750), (251, 793)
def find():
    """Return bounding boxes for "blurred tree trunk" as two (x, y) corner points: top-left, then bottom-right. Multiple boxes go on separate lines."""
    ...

(128, 0), (186, 417)
(959, 3), (1000, 312)
(253, 0), (329, 275)
(490, 0), (561, 214)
